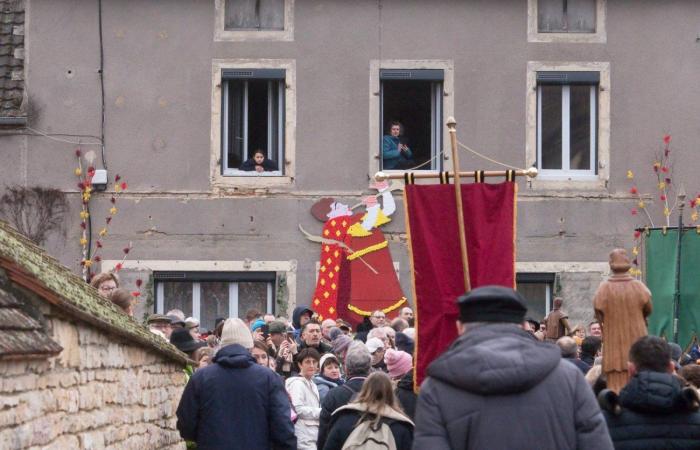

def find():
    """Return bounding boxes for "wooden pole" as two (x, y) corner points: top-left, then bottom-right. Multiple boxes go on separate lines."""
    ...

(446, 117), (471, 292)
(374, 167), (538, 181)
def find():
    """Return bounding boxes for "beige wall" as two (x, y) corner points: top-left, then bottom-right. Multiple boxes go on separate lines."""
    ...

(0, 310), (186, 449)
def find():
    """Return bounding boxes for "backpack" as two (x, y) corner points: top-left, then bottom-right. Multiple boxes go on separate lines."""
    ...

(341, 418), (396, 450)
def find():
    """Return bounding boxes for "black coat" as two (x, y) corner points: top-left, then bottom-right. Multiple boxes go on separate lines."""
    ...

(317, 377), (365, 449)
(396, 372), (417, 420)
(601, 371), (700, 449)
(239, 157), (279, 171)
(176, 344), (296, 450)
(322, 404), (414, 450)
(413, 323), (613, 450)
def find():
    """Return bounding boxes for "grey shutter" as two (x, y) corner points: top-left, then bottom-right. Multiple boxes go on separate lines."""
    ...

(537, 71), (599, 85)
(379, 69), (444, 81)
(222, 68), (285, 80)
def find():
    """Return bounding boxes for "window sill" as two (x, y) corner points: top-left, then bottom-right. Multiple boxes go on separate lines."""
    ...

(211, 173), (294, 191)
(526, 176), (608, 193)
(223, 170), (284, 177)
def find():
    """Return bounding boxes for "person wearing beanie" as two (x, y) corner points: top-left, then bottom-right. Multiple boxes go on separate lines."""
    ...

(177, 318), (296, 449)
(313, 353), (345, 402)
(385, 348), (417, 420)
(413, 285), (614, 450)
(330, 334), (353, 366)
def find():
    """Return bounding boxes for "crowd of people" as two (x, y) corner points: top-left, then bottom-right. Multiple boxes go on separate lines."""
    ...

(89, 272), (700, 449)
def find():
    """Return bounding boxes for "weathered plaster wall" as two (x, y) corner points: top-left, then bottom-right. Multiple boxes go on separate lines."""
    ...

(0, 307), (186, 449)
(2, 0), (699, 324)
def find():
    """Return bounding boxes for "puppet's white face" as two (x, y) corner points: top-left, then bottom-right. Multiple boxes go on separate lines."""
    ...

(327, 202), (351, 219)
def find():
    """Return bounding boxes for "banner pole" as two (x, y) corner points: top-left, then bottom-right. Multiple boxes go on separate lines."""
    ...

(446, 117), (471, 292)
(673, 190), (686, 343)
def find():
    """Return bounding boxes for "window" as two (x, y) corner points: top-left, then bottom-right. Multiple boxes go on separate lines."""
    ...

(538, 0), (596, 33)
(537, 71), (598, 179)
(380, 69), (443, 171)
(155, 271), (276, 332)
(225, 0), (285, 31)
(527, 0), (605, 43)
(215, 0), (294, 42)
(516, 273), (555, 321)
(221, 69), (285, 176)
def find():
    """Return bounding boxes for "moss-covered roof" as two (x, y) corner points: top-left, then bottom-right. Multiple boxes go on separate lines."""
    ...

(0, 220), (188, 365)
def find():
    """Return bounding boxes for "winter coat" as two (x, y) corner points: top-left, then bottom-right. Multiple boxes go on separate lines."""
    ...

(600, 371), (700, 449)
(314, 375), (342, 403)
(322, 403), (414, 450)
(564, 356), (592, 374)
(382, 135), (413, 170)
(176, 344), (296, 450)
(299, 339), (333, 356)
(413, 323), (614, 450)
(286, 376), (322, 450)
(317, 377), (366, 450)
(395, 371), (417, 420)
(239, 157), (278, 171)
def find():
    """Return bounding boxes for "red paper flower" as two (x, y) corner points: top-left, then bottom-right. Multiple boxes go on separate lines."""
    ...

(663, 134), (672, 144)
(634, 230), (641, 239)
(115, 174), (121, 182)
(96, 241), (103, 248)
(87, 166), (95, 174)
(105, 217), (112, 224)
(77, 182), (85, 190)
(135, 279), (143, 288)
(633, 258), (638, 266)
(115, 263), (123, 271)
(665, 177), (672, 184)
(653, 165), (659, 173)
(120, 182), (127, 190)
(75, 149), (82, 157)
(629, 186), (638, 195)
(123, 247), (130, 254)
(80, 222), (86, 229)
(691, 199), (698, 208)
(660, 194), (667, 201)
(131, 291), (141, 298)
(110, 196), (116, 204)
(661, 166), (669, 173)
(94, 256), (102, 262)
(631, 208), (638, 216)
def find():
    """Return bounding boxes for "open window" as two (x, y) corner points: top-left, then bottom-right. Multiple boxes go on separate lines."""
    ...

(516, 272), (555, 321)
(154, 271), (276, 332)
(221, 68), (285, 176)
(380, 69), (443, 171)
(537, 71), (598, 179)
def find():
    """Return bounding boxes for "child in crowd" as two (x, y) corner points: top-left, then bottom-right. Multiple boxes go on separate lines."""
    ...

(239, 149), (279, 172)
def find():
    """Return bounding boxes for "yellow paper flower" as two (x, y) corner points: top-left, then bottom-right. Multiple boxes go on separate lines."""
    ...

(110, 206), (118, 215)
(79, 210), (89, 220)
(84, 186), (92, 194)
(692, 212), (699, 222)
(79, 237), (88, 246)
(626, 170), (634, 179)
(658, 181), (666, 190)
(99, 228), (107, 237)
(637, 201), (646, 209)
(632, 247), (639, 256)
(115, 184), (122, 193)
(83, 259), (92, 268)
(74, 167), (82, 176)
(82, 193), (91, 202)
(663, 207), (670, 217)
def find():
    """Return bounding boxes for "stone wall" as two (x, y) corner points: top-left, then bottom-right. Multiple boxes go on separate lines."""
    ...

(0, 309), (186, 450)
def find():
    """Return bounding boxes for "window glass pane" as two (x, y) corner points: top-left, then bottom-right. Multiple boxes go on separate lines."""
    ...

(247, 79), (270, 161)
(200, 282), (229, 333)
(539, 85), (563, 170)
(516, 282), (548, 322)
(567, 0), (596, 33)
(569, 85), (593, 170)
(162, 282), (193, 317)
(538, 0), (566, 32)
(237, 282), (270, 318)
(381, 80), (435, 170)
(227, 80), (245, 169)
(259, 0), (285, 30)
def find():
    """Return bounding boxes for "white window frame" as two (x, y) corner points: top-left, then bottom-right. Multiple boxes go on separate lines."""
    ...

(214, 0), (294, 42)
(369, 60), (454, 183)
(211, 59), (296, 190)
(528, 0), (607, 43)
(526, 62), (610, 191)
(536, 83), (597, 179)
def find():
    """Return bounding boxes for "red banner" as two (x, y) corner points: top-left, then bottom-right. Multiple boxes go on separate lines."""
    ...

(404, 182), (517, 389)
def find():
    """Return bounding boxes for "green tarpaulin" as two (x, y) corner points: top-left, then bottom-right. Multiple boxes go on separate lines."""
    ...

(645, 228), (700, 348)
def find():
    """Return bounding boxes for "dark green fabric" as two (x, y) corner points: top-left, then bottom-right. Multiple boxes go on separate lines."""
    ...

(645, 229), (700, 348)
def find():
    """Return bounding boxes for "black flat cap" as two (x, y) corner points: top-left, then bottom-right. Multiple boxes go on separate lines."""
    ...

(457, 285), (528, 324)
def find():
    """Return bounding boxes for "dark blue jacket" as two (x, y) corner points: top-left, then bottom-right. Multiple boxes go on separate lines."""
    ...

(176, 344), (296, 450)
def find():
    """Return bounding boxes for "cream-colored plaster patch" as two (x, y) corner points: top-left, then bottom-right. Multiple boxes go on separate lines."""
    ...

(525, 61), (610, 191)
(517, 261), (609, 274)
(50, 318), (80, 368)
(214, 0), (294, 42)
(527, 0), (607, 44)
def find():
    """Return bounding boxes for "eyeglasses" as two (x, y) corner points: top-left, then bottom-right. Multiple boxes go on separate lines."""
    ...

(99, 285), (117, 292)
(372, 315), (385, 319)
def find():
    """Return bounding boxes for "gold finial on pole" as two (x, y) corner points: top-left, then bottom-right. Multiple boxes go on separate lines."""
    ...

(447, 117), (471, 292)
(374, 171), (388, 182)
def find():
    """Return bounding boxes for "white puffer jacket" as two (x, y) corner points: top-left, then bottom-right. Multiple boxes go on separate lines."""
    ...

(286, 376), (321, 450)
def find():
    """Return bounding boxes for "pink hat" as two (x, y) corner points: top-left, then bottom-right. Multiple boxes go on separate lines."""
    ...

(384, 348), (412, 379)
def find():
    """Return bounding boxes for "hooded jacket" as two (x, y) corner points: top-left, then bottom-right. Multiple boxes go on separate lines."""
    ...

(413, 323), (613, 450)
(322, 402), (414, 450)
(286, 376), (321, 450)
(601, 371), (700, 449)
(176, 344), (296, 450)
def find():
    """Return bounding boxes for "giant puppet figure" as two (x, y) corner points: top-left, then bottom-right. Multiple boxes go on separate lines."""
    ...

(304, 181), (406, 326)
(593, 248), (653, 393)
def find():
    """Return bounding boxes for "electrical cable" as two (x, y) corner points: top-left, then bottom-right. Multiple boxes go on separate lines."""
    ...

(98, 0), (107, 170)
(21, 127), (102, 145)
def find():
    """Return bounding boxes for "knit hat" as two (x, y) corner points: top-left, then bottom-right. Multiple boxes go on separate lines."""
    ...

(331, 334), (353, 356)
(366, 337), (385, 354)
(220, 318), (254, 349)
(328, 327), (343, 342)
(250, 319), (266, 332)
(457, 285), (527, 324)
(319, 353), (340, 371)
(185, 317), (199, 329)
(384, 348), (412, 379)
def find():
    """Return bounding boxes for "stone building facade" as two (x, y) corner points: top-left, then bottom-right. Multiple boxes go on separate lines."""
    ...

(1, 1), (700, 329)
(0, 221), (187, 449)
